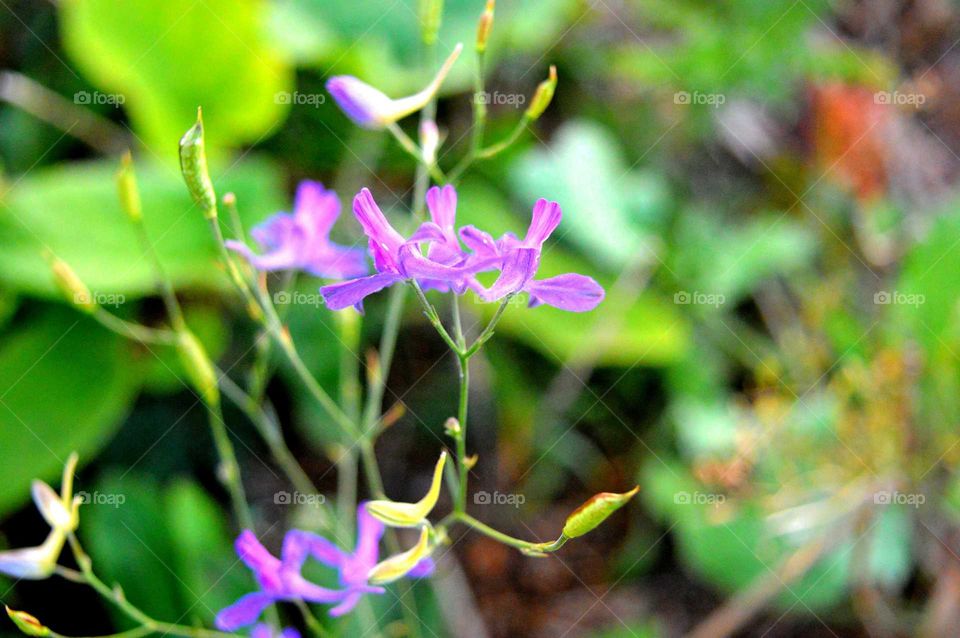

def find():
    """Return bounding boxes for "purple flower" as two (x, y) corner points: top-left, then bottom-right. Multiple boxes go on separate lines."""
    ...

(319, 187), (475, 311)
(461, 199), (605, 312)
(320, 186), (605, 313)
(216, 504), (433, 628)
(251, 625), (300, 638)
(225, 180), (368, 279)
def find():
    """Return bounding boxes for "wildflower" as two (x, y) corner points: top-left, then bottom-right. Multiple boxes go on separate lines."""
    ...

(367, 527), (433, 585)
(0, 454), (81, 580)
(366, 452), (446, 527)
(215, 529), (374, 630)
(461, 199), (605, 311)
(327, 44), (462, 129)
(225, 181), (368, 279)
(319, 188), (474, 311)
(216, 503), (434, 626)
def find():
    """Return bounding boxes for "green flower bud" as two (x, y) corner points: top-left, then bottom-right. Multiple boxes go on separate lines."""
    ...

(177, 330), (219, 406)
(6, 607), (49, 637)
(562, 486), (638, 539)
(179, 107), (217, 219)
(419, 0), (444, 45)
(525, 65), (557, 121)
(476, 0), (495, 53)
(44, 251), (96, 314)
(115, 151), (142, 222)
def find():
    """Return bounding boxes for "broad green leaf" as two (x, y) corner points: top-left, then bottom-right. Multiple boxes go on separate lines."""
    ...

(0, 308), (139, 517)
(59, 0), (293, 154)
(510, 120), (668, 272)
(165, 480), (249, 623)
(0, 158), (284, 297)
(81, 473), (182, 623)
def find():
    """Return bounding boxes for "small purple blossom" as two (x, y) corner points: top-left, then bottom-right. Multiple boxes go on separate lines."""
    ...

(225, 180), (368, 279)
(216, 503), (433, 628)
(319, 186), (476, 311)
(319, 185), (604, 313)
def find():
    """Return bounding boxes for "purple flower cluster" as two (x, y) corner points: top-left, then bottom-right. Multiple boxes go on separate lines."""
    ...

(216, 503), (432, 630)
(228, 180), (604, 314)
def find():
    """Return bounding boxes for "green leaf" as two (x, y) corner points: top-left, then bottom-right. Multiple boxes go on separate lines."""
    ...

(0, 308), (139, 517)
(81, 473), (183, 623)
(0, 157), (285, 297)
(165, 480), (249, 623)
(895, 209), (960, 354)
(510, 120), (669, 272)
(59, 0), (293, 154)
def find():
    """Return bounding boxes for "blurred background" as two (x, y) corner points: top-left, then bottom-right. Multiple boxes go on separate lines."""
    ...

(2, 0), (960, 636)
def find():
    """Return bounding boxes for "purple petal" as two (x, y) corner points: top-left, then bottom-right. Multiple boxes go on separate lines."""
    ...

(408, 222), (448, 245)
(354, 502), (385, 569)
(522, 199), (562, 248)
(320, 272), (402, 312)
(524, 274), (605, 312)
(292, 180), (340, 238)
(216, 592), (275, 631)
(284, 573), (354, 604)
(353, 189), (405, 272)
(226, 239), (302, 273)
(459, 226), (500, 260)
(250, 213), (296, 249)
(406, 557), (435, 579)
(326, 77), (386, 128)
(397, 244), (472, 285)
(425, 185), (457, 230)
(281, 530), (345, 571)
(250, 624), (273, 638)
(303, 244), (370, 279)
(328, 592), (365, 618)
(476, 247), (540, 302)
(280, 629), (302, 638)
(235, 530), (280, 576)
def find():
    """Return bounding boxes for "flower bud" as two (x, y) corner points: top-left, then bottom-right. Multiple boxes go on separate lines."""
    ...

(367, 451), (446, 527)
(0, 529), (66, 580)
(420, 120), (440, 165)
(115, 151), (142, 222)
(525, 65), (557, 121)
(561, 486), (638, 539)
(476, 0), (495, 53)
(368, 527), (432, 585)
(179, 107), (217, 219)
(443, 417), (461, 437)
(177, 330), (220, 406)
(419, 0), (444, 45)
(327, 44), (462, 130)
(44, 252), (96, 314)
(6, 607), (49, 637)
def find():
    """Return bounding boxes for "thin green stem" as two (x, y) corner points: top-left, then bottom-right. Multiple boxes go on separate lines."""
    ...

(92, 310), (177, 345)
(454, 513), (567, 554)
(67, 535), (236, 638)
(477, 116), (531, 160)
(386, 123), (446, 183)
(409, 281), (462, 354)
(463, 298), (511, 358)
(447, 50), (488, 182)
(204, 399), (254, 531)
(132, 219), (185, 332)
(455, 352), (469, 514)
(218, 371), (321, 502)
(361, 285), (406, 437)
